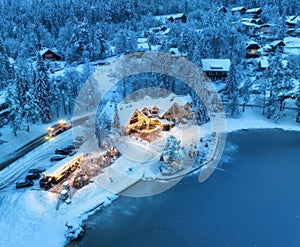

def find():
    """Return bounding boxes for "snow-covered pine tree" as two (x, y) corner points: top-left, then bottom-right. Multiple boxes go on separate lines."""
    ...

(6, 87), (23, 136)
(266, 50), (293, 119)
(0, 39), (14, 89)
(34, 53), (52, 123)
(223, 61), (240, 117)
(161, 135), (183, 166)
(239, 77), (253, 112)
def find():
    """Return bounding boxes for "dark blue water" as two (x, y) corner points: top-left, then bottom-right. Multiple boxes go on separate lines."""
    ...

(68, 129), (300, 247)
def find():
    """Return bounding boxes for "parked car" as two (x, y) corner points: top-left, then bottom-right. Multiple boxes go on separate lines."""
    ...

(50, 154), (67, 161)
(69, 150), (77, 156)
(26, 172), (40, 180)
(16, 180), (34, 189)
(55, 148), (70, 155)
(65, 144), (76, 151)
(74, 136), (86, 148)
(28, 167), (45, 174)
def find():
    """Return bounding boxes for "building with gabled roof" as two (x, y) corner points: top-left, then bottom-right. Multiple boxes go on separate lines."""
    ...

(231, 6), (247, 15)
(245, 7), (262, 15)
(201, 59), (231, 81)
(39, 48), (62, 61)
(155, 13), (187, 23)
(246, 41), (261, 58)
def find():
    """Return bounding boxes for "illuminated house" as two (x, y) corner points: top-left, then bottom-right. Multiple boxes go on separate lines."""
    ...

(125, 100), (194, 136)
(246, 41), (261, 58)
(39, 48), (62, 61)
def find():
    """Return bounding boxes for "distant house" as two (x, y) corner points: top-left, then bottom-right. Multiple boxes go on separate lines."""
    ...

(286, 16), (300, 28)
(137, 38), (150, 51)
(155, 13), (187, 23)
(201, 59), (231, 81)
(39, 48), (62, 61)
(218, 6), (227, 13)
(245, 7), (263, 16)
(255, 23), (271, 34)
(258, 56), (288, 70)
(269, 40), (285, 52)
(231, 6), (247, 16)
(243, 17), (264, 25)
(246, 41), (261, 58)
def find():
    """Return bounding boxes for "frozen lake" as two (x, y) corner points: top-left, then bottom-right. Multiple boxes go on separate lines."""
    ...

(68, 129), (300, 247)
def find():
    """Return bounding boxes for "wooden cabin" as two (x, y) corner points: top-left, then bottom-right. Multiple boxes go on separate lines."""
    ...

(246, 41), (261, 58)
(201, 59), (231, 81)
(40, 48), (62, 61)
(245, 7), (263, 16)
(231, 6), (247, 16)
(162, 102), (193, 123)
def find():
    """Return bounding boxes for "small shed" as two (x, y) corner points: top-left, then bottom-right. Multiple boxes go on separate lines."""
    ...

(39, 48), (62, 61)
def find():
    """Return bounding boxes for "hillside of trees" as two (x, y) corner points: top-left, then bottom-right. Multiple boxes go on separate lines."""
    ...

(0, 0), (300, 135)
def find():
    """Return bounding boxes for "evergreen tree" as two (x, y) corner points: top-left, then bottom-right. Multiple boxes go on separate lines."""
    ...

(34, 53), (52, 123)
(161, 135), (183, 165)
(223, 61), (240, 117)
(6, 87), (22, 136)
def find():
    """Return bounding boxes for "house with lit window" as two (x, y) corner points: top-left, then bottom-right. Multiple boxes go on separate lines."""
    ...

(246, 41), (261, 58)
(39, 48), (62, 61)
(118, 94), (194, 141)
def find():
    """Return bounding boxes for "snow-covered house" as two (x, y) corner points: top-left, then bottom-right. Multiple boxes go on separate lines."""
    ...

(39, 48), (62, 61)
(155, 13), (187, 23)
(201, 59), (231, 81)
(246, 41), (261, 58)
(137, 38), (150, 51)
(231, 6), (247, 16)
(218, 6), (227, 13)
(286, 16), (300, 28)
(118, 94), (194, 131)
(283, 37), (300, 55)
(269, 40), (285, 52)
(245, 7), (263, 16)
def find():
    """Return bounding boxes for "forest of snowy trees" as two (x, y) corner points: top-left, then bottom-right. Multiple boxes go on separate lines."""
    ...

(0, 0), (300, 135)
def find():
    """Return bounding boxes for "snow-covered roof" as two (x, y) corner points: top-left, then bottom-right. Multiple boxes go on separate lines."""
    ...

(138, 43), (150, 50)
(241, 21), (258, 28)
(155, 13), (185, 22)
(284, 37), (300, 48)
(0, 90), (7, 104)
(231, 6), (246, 12)
(246, 40), (260, 48)
(44, 154), (83, 176)
(137, 38), (150, 50)
(117, 94), (192, 127)
(245, 7), (262, 14)
(259, 56), (288, 69)
(286, 16), (300, 26)
(269, 40), (285, 47)
(137, 38), (147, 43)
(201, 59), (231, 72)
(39, 47), (59, 56)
